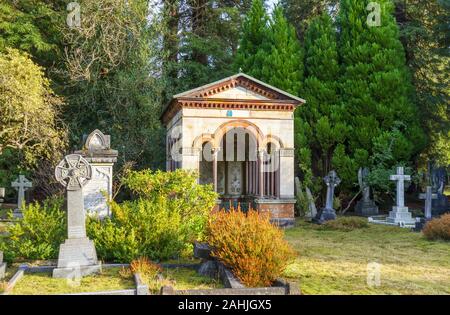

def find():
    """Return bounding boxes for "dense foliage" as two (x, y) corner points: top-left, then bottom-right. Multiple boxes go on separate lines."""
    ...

(0, 197), (66, 262)
(88, 169), (218, 262)
(207, 206), (296, 287)
(234, 2), (303, 95)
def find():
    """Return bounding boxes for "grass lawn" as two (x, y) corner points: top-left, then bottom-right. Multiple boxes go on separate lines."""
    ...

(9, 267), (135, 295)
(283, 218), (450, 295)
(141, 265), (224, 293)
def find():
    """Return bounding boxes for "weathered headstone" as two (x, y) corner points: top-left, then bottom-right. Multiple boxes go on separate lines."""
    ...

(387, 167), (415, 226)
(74, 129), (118, 218)
(0, 251), (6, 280)
(419, 186), (438, 220)
(414, 186), (438, 231)
(52, 154), (101, 279)
(355, 167), (379, 216)
(430, 167), (449, 215)
(295, 177), (317, 219)
(314, 170), (340, 222)
(305, 187), (318, 219)
(0, 187), (5, 207)
(11, 175), (32, 218)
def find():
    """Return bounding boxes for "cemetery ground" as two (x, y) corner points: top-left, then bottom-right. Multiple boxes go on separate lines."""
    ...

(283, 218), (450, 295)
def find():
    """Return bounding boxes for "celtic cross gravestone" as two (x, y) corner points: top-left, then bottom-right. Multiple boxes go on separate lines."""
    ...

(52, 154), (101, 278)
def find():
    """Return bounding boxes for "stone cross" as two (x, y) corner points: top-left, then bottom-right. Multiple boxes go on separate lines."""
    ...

(419, 186), (438, 219)
(53, 154), (100, 278)
(387, 166), (415, 225)
(11, 175), (32, 211)
(389, 167), (410, 208)
(315, 170), (341, 222)
(324, 170), (341, 210)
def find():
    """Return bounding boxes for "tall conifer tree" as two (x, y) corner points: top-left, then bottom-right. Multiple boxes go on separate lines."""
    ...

(233, 0), (270, 78)
(335, 0), (426, 189)
(295, 13), (346, 190)
(260, 5), (303, 95)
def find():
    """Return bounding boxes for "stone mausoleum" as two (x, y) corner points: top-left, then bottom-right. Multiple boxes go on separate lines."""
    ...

(161, 73), (305, 227)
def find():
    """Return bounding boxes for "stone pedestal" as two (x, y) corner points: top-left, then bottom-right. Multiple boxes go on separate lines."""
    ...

(319, 207), (336, 221)
(254, 198), (296, 228)
(387, 206), (416, 225)
(53, 238), (101, 278)
(355, 199), (379, 216)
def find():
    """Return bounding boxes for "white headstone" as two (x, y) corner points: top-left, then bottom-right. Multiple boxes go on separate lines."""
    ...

(11, 175), (32, 217)
(75, 130), (117, 218)
(387, 167), (415, 225)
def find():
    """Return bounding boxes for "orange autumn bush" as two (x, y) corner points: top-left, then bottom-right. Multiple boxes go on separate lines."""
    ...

(423, 214), (450, 241)
(206, 206), (296, 287)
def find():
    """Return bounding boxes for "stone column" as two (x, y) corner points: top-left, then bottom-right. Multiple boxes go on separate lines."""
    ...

(258, 150), (265, 198)
(212, 147), (220, 192)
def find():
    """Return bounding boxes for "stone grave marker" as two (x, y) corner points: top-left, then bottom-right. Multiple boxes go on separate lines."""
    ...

(431, 167), (449, 215)
(414, 186), (438, 231)
(314, 170), (340, 223)
(419, 186), (438, 220)
(74, 129), (118, 218)
(387, 167), (415, 226)
(0, 250), (6, 280)
(305, 187), (317, 219)
(52, 154), (101, 279)
(355, 167), (379, 216)
(11, 175), (32, 218)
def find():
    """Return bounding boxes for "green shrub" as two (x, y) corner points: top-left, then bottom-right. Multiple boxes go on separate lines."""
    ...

(88, 169), (217, 262)
(423, 214), (450, 241)
(0, 197), (66, 261)
(321, 216), (369, 232)
(207, 207), (296, 287)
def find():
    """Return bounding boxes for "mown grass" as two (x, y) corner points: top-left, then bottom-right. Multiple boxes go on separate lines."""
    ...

(161, 267), (224, 290)
(284, 218), (450, 295)
(10, 267), (135, 295)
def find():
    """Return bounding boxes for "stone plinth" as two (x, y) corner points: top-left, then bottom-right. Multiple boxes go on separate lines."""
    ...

(355, 199), (379, 216)
(255, 198), (296, 228)
(387, 206), (416, 225)
(53, 238), (101, 278)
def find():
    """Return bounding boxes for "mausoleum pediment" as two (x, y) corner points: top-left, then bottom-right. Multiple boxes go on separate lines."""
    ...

(161, 73), (306, 124)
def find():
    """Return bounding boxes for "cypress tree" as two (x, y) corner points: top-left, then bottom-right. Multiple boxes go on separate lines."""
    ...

(335, 0), (426, 190)
(233, 0), (270, 78)
(295, 13), (346, 190)
(260, 5), (303, 95)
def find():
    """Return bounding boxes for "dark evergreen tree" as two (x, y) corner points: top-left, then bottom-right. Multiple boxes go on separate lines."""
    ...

(336, 0), (426, 196)
(260, 5), (303, 95)
(295, 13), (346, 192)
(233, 0), (270, 78)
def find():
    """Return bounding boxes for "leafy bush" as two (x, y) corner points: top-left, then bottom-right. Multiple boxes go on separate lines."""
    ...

(423, 214), (450, 241)
(206, 207), (296, 287)
(321, 216), (369, 232)
(86, 217), (139, 262)
(88, 169), (217, 262)
(0, 197), (66, 261)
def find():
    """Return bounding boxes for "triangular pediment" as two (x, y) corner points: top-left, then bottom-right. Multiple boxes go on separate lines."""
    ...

(173, 73), (305, 103)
